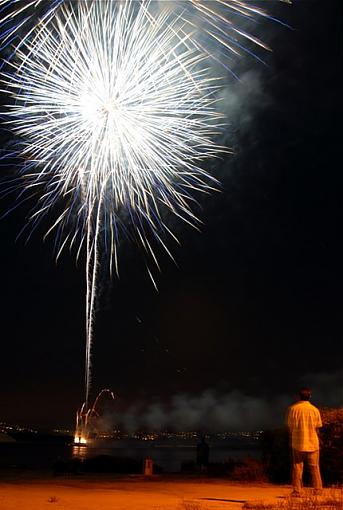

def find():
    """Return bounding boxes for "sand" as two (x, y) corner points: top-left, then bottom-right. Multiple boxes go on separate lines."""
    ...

(0, 473), (292, 510)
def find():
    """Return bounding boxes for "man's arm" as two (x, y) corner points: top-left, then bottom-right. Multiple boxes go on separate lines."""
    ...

(286, 407), (293, 429)
(286, 407), (294, 448)
(316, 409), (323, 446)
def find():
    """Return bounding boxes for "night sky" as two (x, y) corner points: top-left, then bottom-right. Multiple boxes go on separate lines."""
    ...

(0, 0), (342, 430)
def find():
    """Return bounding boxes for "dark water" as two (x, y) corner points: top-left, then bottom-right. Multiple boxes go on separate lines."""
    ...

(0, 440), (260, 473)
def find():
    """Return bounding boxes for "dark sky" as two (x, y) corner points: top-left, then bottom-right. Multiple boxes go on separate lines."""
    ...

(0, 0), (342, 430)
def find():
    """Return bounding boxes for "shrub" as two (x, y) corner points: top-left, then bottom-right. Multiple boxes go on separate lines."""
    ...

(261, 428), (290, 484)
(320, 408), (343, 485)
(230, 458), (268, 482)
(193, 458), (267, 481)
(83, 454), (150, 473)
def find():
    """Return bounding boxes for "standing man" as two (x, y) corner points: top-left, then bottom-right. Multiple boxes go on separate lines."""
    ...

(196, 436), (209, 472)
(287, 387), (323, 496)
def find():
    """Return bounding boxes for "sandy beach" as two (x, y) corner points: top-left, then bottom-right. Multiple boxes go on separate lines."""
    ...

(0, 472), (293, 510)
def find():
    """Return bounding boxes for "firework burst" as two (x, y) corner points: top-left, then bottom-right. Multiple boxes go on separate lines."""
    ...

(1, 0), (226, 405)
(1, 0), (290, 412)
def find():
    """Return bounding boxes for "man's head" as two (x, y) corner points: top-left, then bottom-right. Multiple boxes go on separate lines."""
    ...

(298, 387), (312, 401)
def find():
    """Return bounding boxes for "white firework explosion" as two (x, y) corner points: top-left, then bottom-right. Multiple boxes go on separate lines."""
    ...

(1, 0), (290, 412)
(1, 0), (225, 404)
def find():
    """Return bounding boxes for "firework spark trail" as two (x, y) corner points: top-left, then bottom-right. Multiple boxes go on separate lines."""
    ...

(75, 388), (115, 443)
(0, 0), (61, 52)
(0, 1), (289, 64)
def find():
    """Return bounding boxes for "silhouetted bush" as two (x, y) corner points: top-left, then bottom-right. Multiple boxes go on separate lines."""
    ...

(82, 455), (142, 473)
(320, 408), (343, 485)
(53, 457), (82, 475)
(180, 460), (197, 473)
(230, 458), (267, 482)
(208, 460), (237, 477)
(261, 428), (290, 483)
(182, 457), (266, 480)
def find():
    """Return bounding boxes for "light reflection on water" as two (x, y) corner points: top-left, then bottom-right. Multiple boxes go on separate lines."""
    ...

(72, 445), (89, 460)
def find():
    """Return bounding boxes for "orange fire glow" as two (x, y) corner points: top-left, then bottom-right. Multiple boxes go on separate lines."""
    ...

(74, 435), (87, 445)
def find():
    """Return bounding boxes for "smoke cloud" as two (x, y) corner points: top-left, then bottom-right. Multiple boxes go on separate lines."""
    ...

(96, 369), (342, 434)
(216, 70), (271, 141)
(99, 389), (289, 434)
